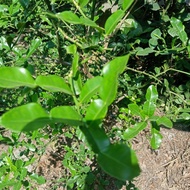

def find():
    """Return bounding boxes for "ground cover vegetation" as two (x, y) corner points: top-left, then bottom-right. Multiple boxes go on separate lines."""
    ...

(0, 0), (190, 189)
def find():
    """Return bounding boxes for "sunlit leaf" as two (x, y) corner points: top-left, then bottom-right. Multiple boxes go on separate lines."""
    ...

(98, 144), (140, 181)
(143, 101), (156, 117)
(56, 11), (81, 24)
(80, 76), (103, 103)
(105, 10), (124, 35)
(50, 106), (83, 126)
(85, 99), (108, 126)
(150, 126), (163, 149)
(1, 103), (50, 132)
(123, 122), (147, 140)
(79, 0), (89, 7)
(146, 85), (158, 103)
(170, 17), (188, 46)
(156, 116), (173, 128)
(0, 67), (36, 88)
(30, 173), (46, 184)
(122, 0), (134, 11)
(36, 75), (72, 94)
(128, 103), (145, 119)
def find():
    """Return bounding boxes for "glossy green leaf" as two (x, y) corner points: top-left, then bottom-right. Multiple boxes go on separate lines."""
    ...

(143, 101), (156, 117)
(146, 85), (158, 103)
(156, 116), (173, 128)
(150, 126), (163, 149)
(98, 144), (140, 181)
(100, 55), (130, 105)
(102, 55), (130, 77)
(56, 11), (81, 24)
(80, 125), (110, 153)
(36, 75), (72, 94)
(170, 17), (188, 45)
(80, 76), (103, 103)
(105, 10), (124, 35)
(122, 0), (134, 11)
(50, 106), (83, 126)
(1, 103), (50, 132)
(0, 67), (36, 88)
(85, 99), (108, 126)
(128, 103), (145, 119)
(80, 17), (103, 31)
(123, 122), (147, 140)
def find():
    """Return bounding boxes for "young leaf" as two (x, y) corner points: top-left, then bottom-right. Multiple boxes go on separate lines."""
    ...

(156, 116), (173, 128)
(143, 101), (156, 117)
(0, 67), (36, 88)
(136, 47), (155, 56)
(98, 144), (140, 181)
(128, 103), (145, 119)
(150, 126), (163, 149)
(1, 103), (50, 132)
(36, 75), (72, 94)
(80, 76), (103, 103)
(50, 106), (83, 126)
(85, 99), (108, 126)
(146, 85), (158, 103)
(105, 10), (124, 35)
(80, 17), (103, 31)
(56, 11), (81, 24)
(123, 122), (147, 140)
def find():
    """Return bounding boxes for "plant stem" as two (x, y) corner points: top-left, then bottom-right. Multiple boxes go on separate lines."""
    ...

(72, 0), (87, 18)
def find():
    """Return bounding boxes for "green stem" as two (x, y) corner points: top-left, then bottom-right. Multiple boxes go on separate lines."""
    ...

(126, 67), (162, 84)
(58, 27), (83, 48)
(72, 0), (87, 18)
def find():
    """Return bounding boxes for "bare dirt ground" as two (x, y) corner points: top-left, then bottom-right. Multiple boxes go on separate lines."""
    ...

(0, 124), (189, 189)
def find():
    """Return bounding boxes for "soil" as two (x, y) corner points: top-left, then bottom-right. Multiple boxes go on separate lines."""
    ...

(0, 124), (189, 190)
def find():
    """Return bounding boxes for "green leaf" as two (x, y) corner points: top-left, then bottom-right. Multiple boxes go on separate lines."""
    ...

(26, 38), (41, 59)
(85, 99), (108, 126)
(30, 173), (46, 184)
(150, 126), (163, 149)
(50, 106), (83, 126)
(79, 0), (89, 7)
(156, 116), (173, 128)
(80, 17), (103, 31)
(100, 55), (130, 105)
(102, 55), (130, 77)
(123, 122), (147, 140)
(1, 103), (50, 132)
(128, 103), (145, 119)
(71, 52), (82, 95)
(170, 17), (188, 45)
(19, 0), (30, 9)
(146, 85), (158, 103)
(0, 67), (36, 88)
(105, 10), (124, 35)
(143, 101), (156, 117)
(56, 11), (81, 24)
(80, 76), (103, 103)
(136, 47), (155, 56)
(36, 75), (72, 94)
(80, 125), (110, 153)
(122, 0), (134, 11)
(98, 144), (140, 181)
